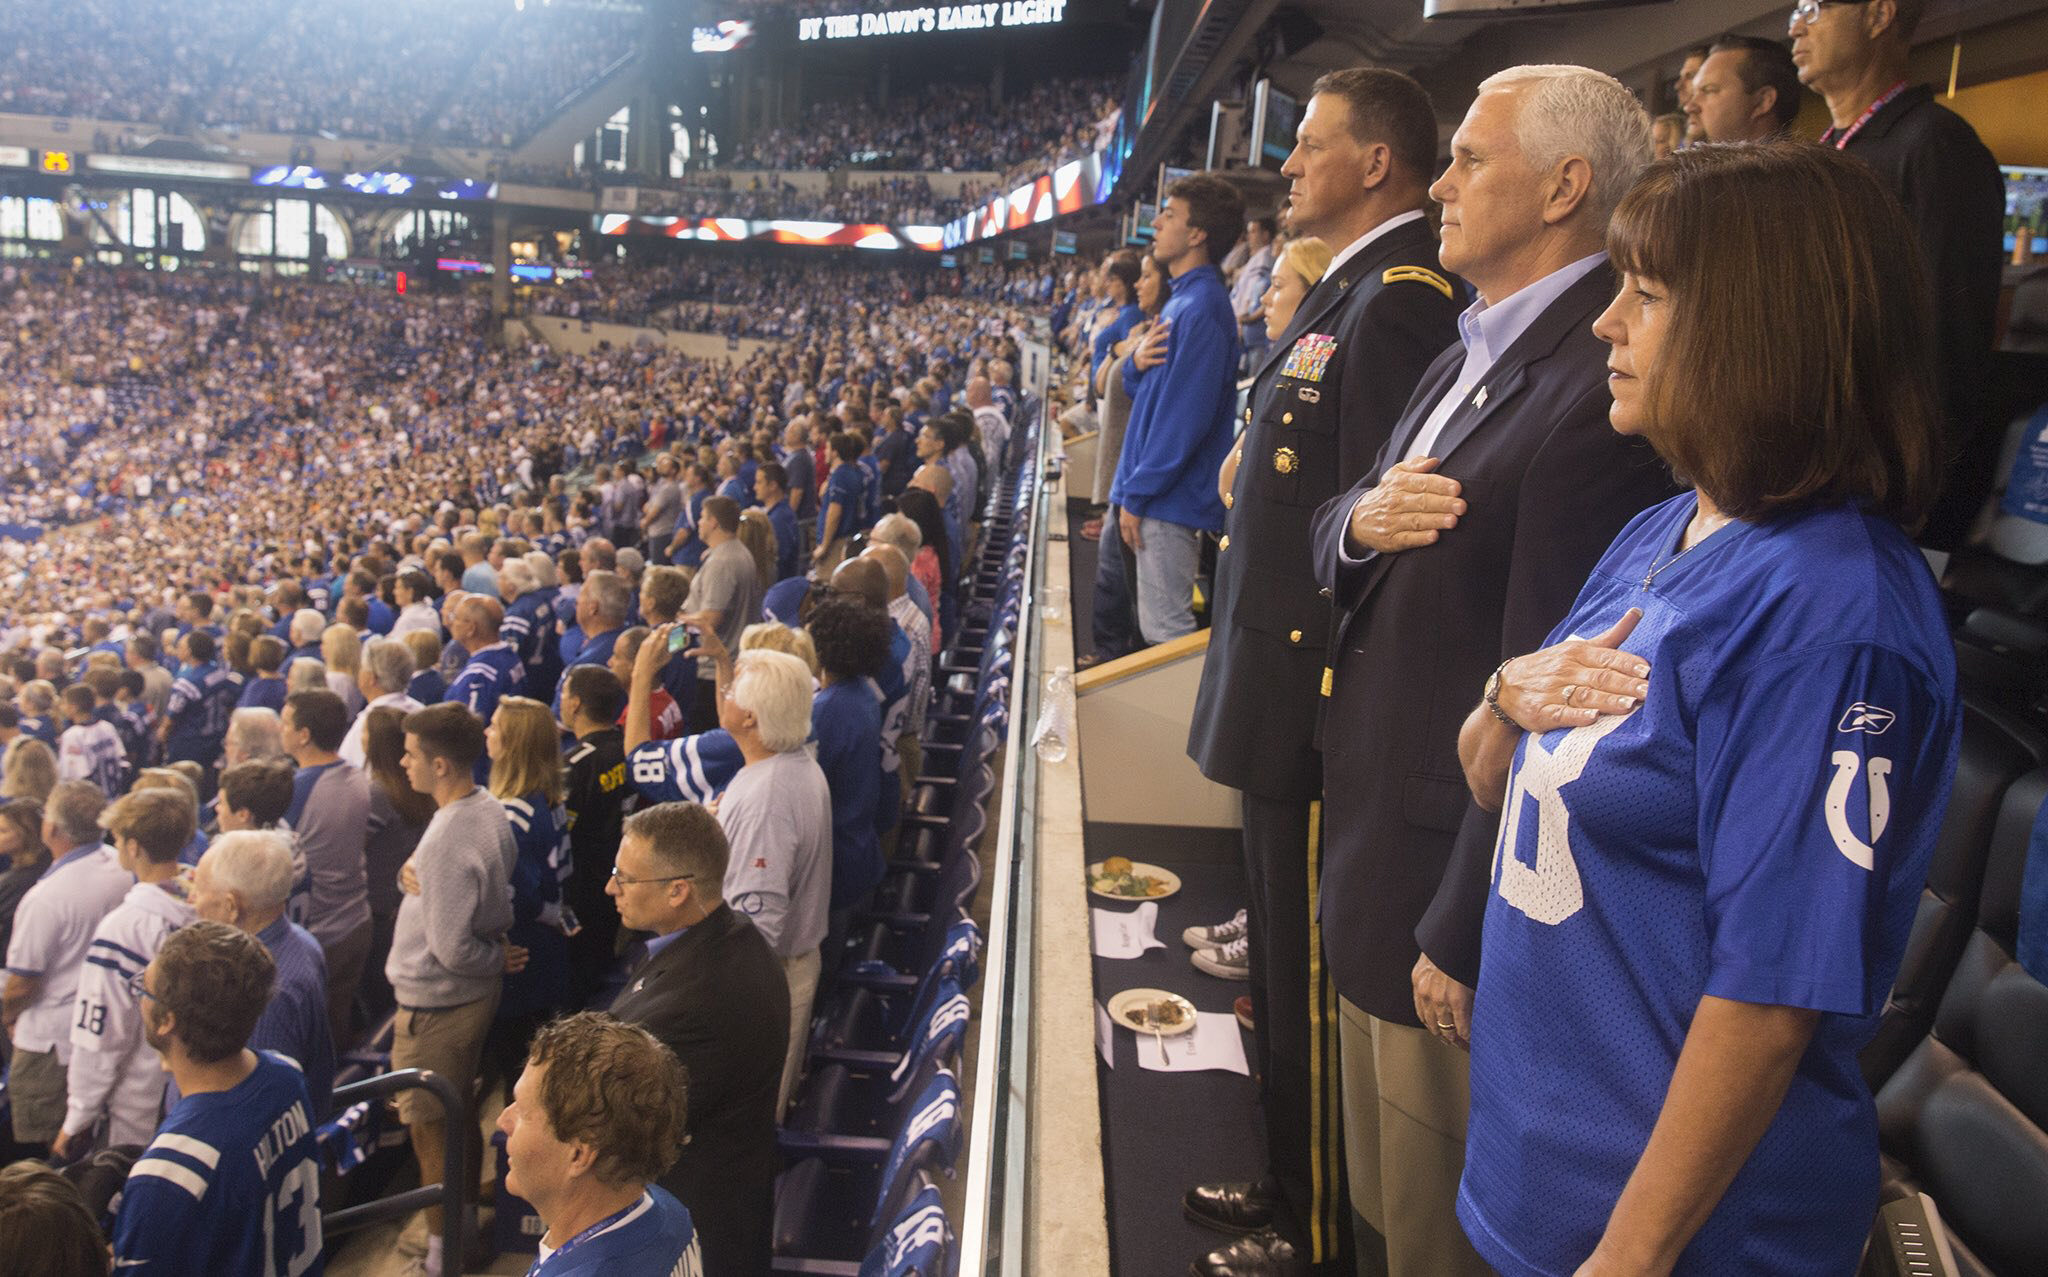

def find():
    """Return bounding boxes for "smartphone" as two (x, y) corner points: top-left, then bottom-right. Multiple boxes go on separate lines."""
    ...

(667, 624), (700, 653)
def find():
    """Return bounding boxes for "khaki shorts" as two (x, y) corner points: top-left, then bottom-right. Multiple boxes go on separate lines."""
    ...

(7, 1047), (68, 1142)
(390, 989), (499, 1126)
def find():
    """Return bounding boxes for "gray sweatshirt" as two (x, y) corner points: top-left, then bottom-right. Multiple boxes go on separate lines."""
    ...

(386, 787), (516, 1009)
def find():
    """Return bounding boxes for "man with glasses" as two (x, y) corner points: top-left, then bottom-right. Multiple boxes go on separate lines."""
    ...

(605, 801), (787, 1277)
(1791, 0), (2002, 547)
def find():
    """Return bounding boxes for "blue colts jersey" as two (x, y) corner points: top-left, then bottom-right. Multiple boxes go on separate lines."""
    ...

(1459, 497), (1960, 1277)
(113, 1051), (325, 1276)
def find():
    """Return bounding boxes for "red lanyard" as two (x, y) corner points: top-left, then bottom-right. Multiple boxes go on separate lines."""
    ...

(1821, 80), (1909, 149)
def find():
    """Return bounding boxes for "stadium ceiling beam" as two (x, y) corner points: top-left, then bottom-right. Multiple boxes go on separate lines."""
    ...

(1121, 0), (1279, 198)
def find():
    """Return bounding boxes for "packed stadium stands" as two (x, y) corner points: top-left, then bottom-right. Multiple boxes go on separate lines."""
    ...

(4, 1), (2047, 1274)
(0, 0), (639, 148)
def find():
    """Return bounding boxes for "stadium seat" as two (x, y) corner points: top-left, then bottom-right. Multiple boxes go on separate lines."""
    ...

(772, 1066), (962, 1270)
(1874, 767), (2048, 1276)
(1862, 700), (2048, 1087)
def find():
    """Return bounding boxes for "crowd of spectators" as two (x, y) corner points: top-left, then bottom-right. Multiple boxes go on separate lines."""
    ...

(664, 174), (968, 226)
(0, 0), (640, 151)
(725, 75), (1118, 174)
(531, 254), (955, 333)
(0, 243), (1038, 1271)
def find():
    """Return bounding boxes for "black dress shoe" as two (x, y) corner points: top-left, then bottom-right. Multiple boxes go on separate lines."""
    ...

(1190, 1228), (1303, 1277)
(1183, 1180), (1278, 1235)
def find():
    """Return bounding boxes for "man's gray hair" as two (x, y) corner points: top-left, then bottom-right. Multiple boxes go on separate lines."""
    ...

(498, 558), (536, 598)
(623, 802), (730, 903)
(1477, 64), (1651, 225)
(871, 513), (922, 558)
(227, 707), (287, 762)
(729, 649), (815, 754)
(47, 779), (108, 845)
(202, 831), (296, 911)
(583, 570), (630, 627)
(289, 607), (327, 646)
(361, 638), (414, 696)
(522, 550), (559, 589)
(615, 547), (645, 579)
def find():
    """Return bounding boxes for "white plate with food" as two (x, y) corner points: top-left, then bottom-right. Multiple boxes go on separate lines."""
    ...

(1106, 988), (1199, 1038)
(1087, 857), (1182, 901)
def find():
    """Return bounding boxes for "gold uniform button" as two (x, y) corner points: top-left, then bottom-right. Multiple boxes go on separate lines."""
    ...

(1243, 408), (1252, 423)
(1219, 535), (1230, 552)
(1282, 411), (1294, 424)
(1289, 629), (1303, 643)
(1223, 493), (1233, 509)
(1272, 447), (1298, 475)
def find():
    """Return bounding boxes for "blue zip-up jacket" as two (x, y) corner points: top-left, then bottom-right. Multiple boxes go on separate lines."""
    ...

(1111, 263), (1240, 534)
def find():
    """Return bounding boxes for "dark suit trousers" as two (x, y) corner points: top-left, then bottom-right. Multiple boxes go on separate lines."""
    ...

(1242, 792), (1349, 1271)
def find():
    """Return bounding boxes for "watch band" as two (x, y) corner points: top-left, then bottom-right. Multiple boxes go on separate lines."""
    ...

(1484, 657), (1517, 727)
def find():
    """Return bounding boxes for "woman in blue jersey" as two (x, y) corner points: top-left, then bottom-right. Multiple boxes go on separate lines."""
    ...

(484, 696), (573, 1089)
(1440, 143), (1957, 1276)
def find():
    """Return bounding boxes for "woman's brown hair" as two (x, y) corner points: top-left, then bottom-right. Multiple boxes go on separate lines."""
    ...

(1606, 141), (1941, 528)
(364, 706), (436, 827)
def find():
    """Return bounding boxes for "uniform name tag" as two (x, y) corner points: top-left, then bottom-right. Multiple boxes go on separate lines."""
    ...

(1281, 333), (1337, 382)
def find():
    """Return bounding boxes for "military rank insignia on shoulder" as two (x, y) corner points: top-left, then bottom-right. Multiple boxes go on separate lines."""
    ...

(1280, 332), (1337, 382)
(1382, 266), (1454, 299)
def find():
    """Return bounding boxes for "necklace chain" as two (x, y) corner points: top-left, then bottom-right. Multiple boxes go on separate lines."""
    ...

(1641, 509), (1730, 591)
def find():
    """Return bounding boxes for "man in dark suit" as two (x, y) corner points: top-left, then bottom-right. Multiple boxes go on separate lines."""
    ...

(1791, 0), (2004, 548)
(1184, 67), (1463, 1277)
(1309, 67), (1679, 1276)
(607, 801), (789, 1277)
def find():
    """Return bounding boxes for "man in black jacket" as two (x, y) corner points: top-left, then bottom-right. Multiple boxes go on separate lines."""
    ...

(1793, 0), (2003, 547)
(561, 665), (633, 1005)
(607, 801), (789, 1277)
(1310, 67), (1678, 1276)
(1184, 67), (1463, 1277)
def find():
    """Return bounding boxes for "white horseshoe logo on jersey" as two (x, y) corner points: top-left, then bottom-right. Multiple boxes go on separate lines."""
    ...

(1825, 750), (1892, 870)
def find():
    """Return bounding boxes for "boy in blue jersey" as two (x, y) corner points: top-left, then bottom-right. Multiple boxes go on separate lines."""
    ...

(159, 629), (237, 768)
(497, 1011), (701, 1277)
(113, 919), (325, 1276)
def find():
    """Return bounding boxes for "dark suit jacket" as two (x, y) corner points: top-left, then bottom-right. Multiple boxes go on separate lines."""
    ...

(1840, 84), (2005, 549)
(1309, 263), (1679, 1023)
(1188, 215), (1464, 801)
(609, 902), (790, 1277)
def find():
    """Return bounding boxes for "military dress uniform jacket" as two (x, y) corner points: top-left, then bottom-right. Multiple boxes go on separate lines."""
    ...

(1188, 215), (1464, 801)
(1308, 264), (1680, 1022)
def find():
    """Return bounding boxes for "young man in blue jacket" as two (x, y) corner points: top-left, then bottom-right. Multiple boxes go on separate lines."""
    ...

(1112, 174), (1245, 645)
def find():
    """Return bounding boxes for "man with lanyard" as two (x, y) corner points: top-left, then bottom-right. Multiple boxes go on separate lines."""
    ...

(1791, 0), (2002, 547)
(1184, 68), (1463, 1277)
(498, 1011), (702, 1277)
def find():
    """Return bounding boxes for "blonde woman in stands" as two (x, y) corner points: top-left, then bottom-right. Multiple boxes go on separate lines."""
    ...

(321, 624), (366, 717)
(1218, 236), (1332, 504)
(0, 737), (58, 804)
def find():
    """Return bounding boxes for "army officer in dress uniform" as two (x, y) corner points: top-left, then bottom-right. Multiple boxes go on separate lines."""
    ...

(1183, 67), (1464, 1277)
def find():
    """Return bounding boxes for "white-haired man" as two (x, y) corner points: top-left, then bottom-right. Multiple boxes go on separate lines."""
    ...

(339, 637), (419, 769)
(1308, 65), (1680, 1275)
(191, 830), (335, 1116)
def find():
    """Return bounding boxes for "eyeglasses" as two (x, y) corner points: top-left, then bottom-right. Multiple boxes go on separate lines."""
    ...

(609, 865), (694, 887)
(126, 970), (157, 1003)
(1789, 0), (1870, 32)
